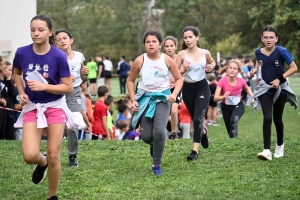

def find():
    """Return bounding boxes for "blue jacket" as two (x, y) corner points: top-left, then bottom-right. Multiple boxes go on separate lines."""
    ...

(131, 89), (171, 129)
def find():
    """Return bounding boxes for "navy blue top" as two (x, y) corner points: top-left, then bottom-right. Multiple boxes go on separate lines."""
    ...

(118, 62), (130, 77)
(255, 46), (294, 95)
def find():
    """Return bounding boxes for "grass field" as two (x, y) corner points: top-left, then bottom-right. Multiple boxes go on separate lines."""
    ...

(0, 77), (299, 199)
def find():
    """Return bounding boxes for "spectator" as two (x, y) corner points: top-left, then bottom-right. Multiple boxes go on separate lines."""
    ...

(179, 100), (192, 139)
(103, 56), (113, 94)
(86, 57), (98, 98)
(96, 55), (105, 87)
(117, 55), (130, 94)
(115, 120), (130, 140)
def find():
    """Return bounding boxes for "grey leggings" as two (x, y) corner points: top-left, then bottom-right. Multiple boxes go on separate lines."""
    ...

(65, 86), (82, 155)
(140, 101), (171, 165)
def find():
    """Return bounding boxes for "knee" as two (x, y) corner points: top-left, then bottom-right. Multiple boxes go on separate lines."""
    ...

(193, 118), (201, 127)
(141, 133), (152, 144)
(263, 116), (272, 124)
(171, 107), (178, 117)
(230, 115), (240, 124)
(152, 128), (166, 141)
(23, 152), (40, 164)
(46, 152), (60, 167)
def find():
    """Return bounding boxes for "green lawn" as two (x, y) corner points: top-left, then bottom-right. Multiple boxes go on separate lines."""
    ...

(0, 77), (300, 199)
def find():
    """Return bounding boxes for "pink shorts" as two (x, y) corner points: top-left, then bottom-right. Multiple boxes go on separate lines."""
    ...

(23, 108), (66, 124)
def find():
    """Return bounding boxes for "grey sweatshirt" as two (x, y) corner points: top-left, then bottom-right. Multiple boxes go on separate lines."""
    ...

(246, 80), (298, 112)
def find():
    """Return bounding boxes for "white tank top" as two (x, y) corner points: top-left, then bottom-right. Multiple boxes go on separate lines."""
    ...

(137, 53), (170, 92)
(183, 49), (206, 82)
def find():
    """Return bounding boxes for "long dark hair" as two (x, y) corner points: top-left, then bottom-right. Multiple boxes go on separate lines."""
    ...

(181, 26), (201, 50)
(31, 14), (55, 45)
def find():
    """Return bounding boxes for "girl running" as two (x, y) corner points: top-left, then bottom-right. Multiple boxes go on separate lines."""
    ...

(128, 23), (183, 175)
(247, 25), (298, 160)
(214, 59), (253, 138)
(163, 36), (182, 139)
(176, 26), (215, 161)
(55, 29), (88, 167)
(13, 14), (74, 200)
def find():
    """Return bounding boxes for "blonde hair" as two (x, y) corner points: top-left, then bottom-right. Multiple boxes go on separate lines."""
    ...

(226, 59), (242, 73)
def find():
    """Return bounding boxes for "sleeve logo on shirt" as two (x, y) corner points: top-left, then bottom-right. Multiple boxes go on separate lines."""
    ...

(259, 60), (263, 67)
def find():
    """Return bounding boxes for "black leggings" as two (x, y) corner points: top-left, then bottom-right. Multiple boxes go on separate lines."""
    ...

(259, 93), (286, 149)
(221, 101), (245, 138)
(182, 79), (210, 143)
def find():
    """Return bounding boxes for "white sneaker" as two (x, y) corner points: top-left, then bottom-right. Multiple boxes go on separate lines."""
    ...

(274, 143), (284, 158)
(257, 149), (272, 160)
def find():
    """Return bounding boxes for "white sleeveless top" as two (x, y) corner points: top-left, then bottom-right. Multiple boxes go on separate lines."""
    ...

(183, 49), (206, 82)
(68, 51), (85, 87)
(137, 53), (170, 92)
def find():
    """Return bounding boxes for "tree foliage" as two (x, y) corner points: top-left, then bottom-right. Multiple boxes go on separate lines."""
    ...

(37, 0), (300, 65)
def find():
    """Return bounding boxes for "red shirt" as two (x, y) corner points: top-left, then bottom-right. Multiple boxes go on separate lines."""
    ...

(179, 101), (192, 123)
(92, 99), (108, 135)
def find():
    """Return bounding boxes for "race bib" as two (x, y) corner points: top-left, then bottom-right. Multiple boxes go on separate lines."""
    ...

(225, 95), (240, 105)
(188, 67), (203, 81)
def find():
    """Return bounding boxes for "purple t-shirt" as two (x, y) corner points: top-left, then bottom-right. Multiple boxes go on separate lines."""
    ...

(13, 44), (71, 103)
(217, 76), (247, 104)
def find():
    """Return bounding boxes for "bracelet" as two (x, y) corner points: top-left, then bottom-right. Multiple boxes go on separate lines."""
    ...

(277, 74), (286, 82)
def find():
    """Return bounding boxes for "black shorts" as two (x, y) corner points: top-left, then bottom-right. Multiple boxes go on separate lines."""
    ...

(209, 96), (217, 107)
(104, 71), (112, 79)
(89, 78), (97, 84)
(170, 88), (182, 104)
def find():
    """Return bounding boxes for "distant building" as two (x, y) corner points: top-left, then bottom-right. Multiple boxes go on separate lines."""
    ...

(0, 0), (36, 62)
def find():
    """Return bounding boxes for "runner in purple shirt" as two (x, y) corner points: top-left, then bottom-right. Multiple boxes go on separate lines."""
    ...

(13, 14), (73, 200)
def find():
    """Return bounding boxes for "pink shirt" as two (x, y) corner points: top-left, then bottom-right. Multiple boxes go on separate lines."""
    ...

(217, 76), (247, 103)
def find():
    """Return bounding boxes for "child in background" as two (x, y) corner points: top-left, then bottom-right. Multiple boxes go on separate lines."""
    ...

(179, 100), (192, 139)
(92, 85), (110, 140)
(116, 104), (128, 129)
(207, 73), (220, 126)
(79, 76), (93, 140)
(104, 95), (115, 140)
(115, 95), (132, 119)
(115, 120), (130, 140)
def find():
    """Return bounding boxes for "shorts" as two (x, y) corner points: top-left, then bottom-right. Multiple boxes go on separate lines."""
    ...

(170, 87), (182, 104)
(209, 96), (217, 107)
(89, 78), (97, 84)
(23, 108), (66, 124)
(104, 71), (112, 79)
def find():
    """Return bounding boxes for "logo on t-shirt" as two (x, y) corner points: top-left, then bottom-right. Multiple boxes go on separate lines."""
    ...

(35, 64), (41, 71)
(259, 60), (263, 67)
(275, 60), (279, 67)
(43, 64), (49, 71)
(28, 63), (34, 70)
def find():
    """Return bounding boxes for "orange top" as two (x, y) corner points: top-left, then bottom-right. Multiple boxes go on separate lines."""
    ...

(179, 101), (192, 123)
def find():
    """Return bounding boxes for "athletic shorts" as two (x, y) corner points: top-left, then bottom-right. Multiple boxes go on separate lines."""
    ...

(209, 96), (217, 107)
(89, 78), (97, 84)
(23, 108), (66, 124)
(104, 71), (112, 79)
(170, 87), (182, 104)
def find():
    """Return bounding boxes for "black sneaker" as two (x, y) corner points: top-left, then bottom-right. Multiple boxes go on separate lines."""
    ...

(32, 163), (48, 184)
(201, 126), (210, 148)
(169, 132), (178, 140)
(69, 155), (78, 167)
(47, 196), (58, 200)
(150, 144), (153, 158)
(187, 150), (198, 161)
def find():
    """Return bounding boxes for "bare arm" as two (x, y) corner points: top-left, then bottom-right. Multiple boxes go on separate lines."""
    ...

(214, 86), (225, 102)
(166, 55), (183, 96)
(283, 61), (298, 78)
(13, 68), (25, 96)
(205, 50), (216, 73)
(244, 85), (253, 97)
(176, 51), (188, 75)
